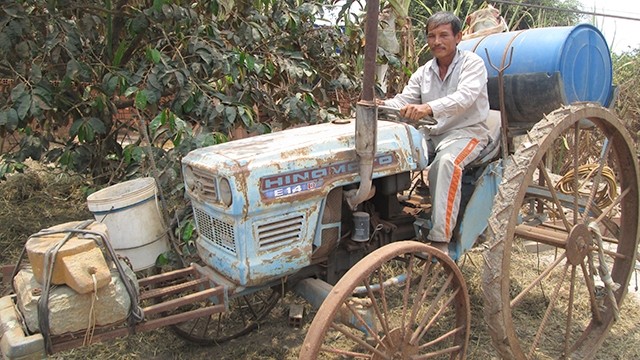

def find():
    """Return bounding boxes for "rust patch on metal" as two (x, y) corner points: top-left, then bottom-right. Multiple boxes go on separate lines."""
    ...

(281, 247), (303, 259)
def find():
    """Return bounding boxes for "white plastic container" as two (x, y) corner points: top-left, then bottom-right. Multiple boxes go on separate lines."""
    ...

(86, 177), (170, 271)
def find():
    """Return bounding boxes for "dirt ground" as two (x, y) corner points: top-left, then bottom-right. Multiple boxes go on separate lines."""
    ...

(1, 167), (639, 359)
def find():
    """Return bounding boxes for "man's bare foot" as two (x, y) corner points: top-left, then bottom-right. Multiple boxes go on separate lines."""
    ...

(429, 241), (450, 257)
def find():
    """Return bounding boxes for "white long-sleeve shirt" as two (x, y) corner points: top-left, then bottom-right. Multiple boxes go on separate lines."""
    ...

(384, 49), (490, 142)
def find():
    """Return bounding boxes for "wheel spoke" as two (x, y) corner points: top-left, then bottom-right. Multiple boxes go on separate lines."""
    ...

(344, 300), (386, 350)
(408, 259), (440, 337)
(187, 315), (204, 337)
(237, 298), (249, 326)
(409, 271), (453, 345)
(216, 312), (223, 335)
(579, 260), (602, 323)
(594, 187), (629, 224)
(581, 139), (612, 222)
(410, 272), (455, 344)
(376, 271), (392, 340)
(413, 287), (461, 345)
(326, 322), (387, 358)
(364, 277), (394, 348)
(528, 262), (570, 358)
(412, 344), (464, 359)
(171, 287), (280, 345)
(199, 314), (212, 337)
(563, 265), (577, 356)
(418, 325), (466, 349)
(538, 164), (572, 230)
(400, 254), (416, 341)
(510, 252), (567, 308)
(319, 345), (372, 359)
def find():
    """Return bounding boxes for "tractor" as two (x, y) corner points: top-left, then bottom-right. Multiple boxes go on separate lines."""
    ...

(0, 2), (638, 359)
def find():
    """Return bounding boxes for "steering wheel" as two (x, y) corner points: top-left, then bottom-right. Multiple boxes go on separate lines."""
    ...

(377, 105), (438, 126)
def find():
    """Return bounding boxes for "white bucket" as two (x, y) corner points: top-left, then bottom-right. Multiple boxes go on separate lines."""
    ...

(86, 177), (170, 271)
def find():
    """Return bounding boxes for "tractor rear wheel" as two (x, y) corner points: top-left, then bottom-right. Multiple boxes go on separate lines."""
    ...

(483, 104), (640, 359)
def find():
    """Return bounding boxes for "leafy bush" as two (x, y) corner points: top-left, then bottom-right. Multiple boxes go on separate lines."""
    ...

(0, 0), (363, 183)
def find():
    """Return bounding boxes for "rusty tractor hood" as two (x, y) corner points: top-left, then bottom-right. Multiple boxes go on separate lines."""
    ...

(182, 119), (427, 215)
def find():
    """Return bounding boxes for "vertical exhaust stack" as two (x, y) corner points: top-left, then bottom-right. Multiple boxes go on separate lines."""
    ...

(345, 0), (379, 210)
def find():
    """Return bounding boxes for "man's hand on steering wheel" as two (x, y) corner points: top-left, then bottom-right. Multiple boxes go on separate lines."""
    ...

(400, 103), (433, 121)
(376, 102), (438, 127)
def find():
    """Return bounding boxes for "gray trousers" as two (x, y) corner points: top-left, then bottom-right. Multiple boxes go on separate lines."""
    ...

(425, 134), (487, 243)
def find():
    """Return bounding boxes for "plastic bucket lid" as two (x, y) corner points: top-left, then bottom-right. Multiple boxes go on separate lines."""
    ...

(87, 177), (157, 214)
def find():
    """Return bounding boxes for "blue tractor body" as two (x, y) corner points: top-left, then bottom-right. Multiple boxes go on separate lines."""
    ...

(182, 119), (428, 287)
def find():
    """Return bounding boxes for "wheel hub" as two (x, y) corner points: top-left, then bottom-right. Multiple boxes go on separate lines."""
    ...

(566, 223), (593, 265)
(373, 327), (418, 359)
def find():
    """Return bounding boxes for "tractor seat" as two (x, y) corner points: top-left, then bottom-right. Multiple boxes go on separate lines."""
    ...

(467, 109), (502, 168)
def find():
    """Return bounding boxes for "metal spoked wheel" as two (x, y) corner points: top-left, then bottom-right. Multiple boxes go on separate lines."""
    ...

(300, 241), (470, 359)
(171, 286), (281, 345)
(483, 104), (640, 359)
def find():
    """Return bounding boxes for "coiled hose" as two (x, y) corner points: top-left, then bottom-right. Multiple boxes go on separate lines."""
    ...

(555, 163), (618, 209)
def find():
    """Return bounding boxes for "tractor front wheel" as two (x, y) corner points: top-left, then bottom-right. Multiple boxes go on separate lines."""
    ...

(300, 240), (470, 359)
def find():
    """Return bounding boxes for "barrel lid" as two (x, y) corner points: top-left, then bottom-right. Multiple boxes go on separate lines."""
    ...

(560, 24), (612, 106)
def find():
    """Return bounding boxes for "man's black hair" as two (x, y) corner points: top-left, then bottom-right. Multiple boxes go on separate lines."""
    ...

(426, 11), (462, 35)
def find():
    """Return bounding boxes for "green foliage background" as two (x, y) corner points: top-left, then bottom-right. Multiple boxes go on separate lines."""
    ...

(0, 0), (634, 191)
(0, 0), (366, 185)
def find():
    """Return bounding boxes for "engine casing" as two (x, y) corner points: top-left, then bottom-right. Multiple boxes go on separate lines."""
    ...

(182, 119), (428, 286)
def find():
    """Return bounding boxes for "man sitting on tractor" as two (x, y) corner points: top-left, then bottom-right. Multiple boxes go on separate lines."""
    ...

(378, 11), (490, 255)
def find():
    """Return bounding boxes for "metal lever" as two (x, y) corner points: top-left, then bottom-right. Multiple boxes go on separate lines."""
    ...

(484, 46), (514, 161)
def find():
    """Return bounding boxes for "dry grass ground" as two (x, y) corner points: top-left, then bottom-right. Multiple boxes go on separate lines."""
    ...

(0, 167), (638, 359)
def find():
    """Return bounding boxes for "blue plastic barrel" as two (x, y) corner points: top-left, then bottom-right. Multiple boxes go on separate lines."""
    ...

(459, 24), (613, 108)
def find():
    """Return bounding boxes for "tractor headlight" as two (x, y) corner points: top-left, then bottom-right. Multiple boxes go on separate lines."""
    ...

(219, 177), (233, 207)
(184, 165), (195, 192)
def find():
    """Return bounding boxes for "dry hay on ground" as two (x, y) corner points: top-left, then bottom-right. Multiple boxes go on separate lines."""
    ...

(0, 166), (638, 359)
(0, 167), (92, 266)
(53, 250), (640, 359)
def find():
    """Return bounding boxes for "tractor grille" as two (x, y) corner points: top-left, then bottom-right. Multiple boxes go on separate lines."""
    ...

(194, 207), (236, 254)
(257, 214), (304, 250)
(192, 167), (218, 203)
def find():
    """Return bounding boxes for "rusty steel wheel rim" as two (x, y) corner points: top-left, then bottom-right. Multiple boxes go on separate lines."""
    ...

(483, 104), (640, 359)
(300, 240), (470, 359)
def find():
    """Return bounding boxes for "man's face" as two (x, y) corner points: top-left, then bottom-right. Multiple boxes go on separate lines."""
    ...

(427, 23), (462, 61)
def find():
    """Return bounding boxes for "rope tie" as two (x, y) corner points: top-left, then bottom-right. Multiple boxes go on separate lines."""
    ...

(587, 222), (620, 321)
(83, 272), (98, 346)
(37, 220), (94, 353)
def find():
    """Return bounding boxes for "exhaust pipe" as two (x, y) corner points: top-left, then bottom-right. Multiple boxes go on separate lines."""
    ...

(346, 101), (377, 210)
(345, 0), (379, 210)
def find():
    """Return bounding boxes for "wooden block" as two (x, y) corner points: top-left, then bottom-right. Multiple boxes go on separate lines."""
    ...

(289, 304), (304, 327)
